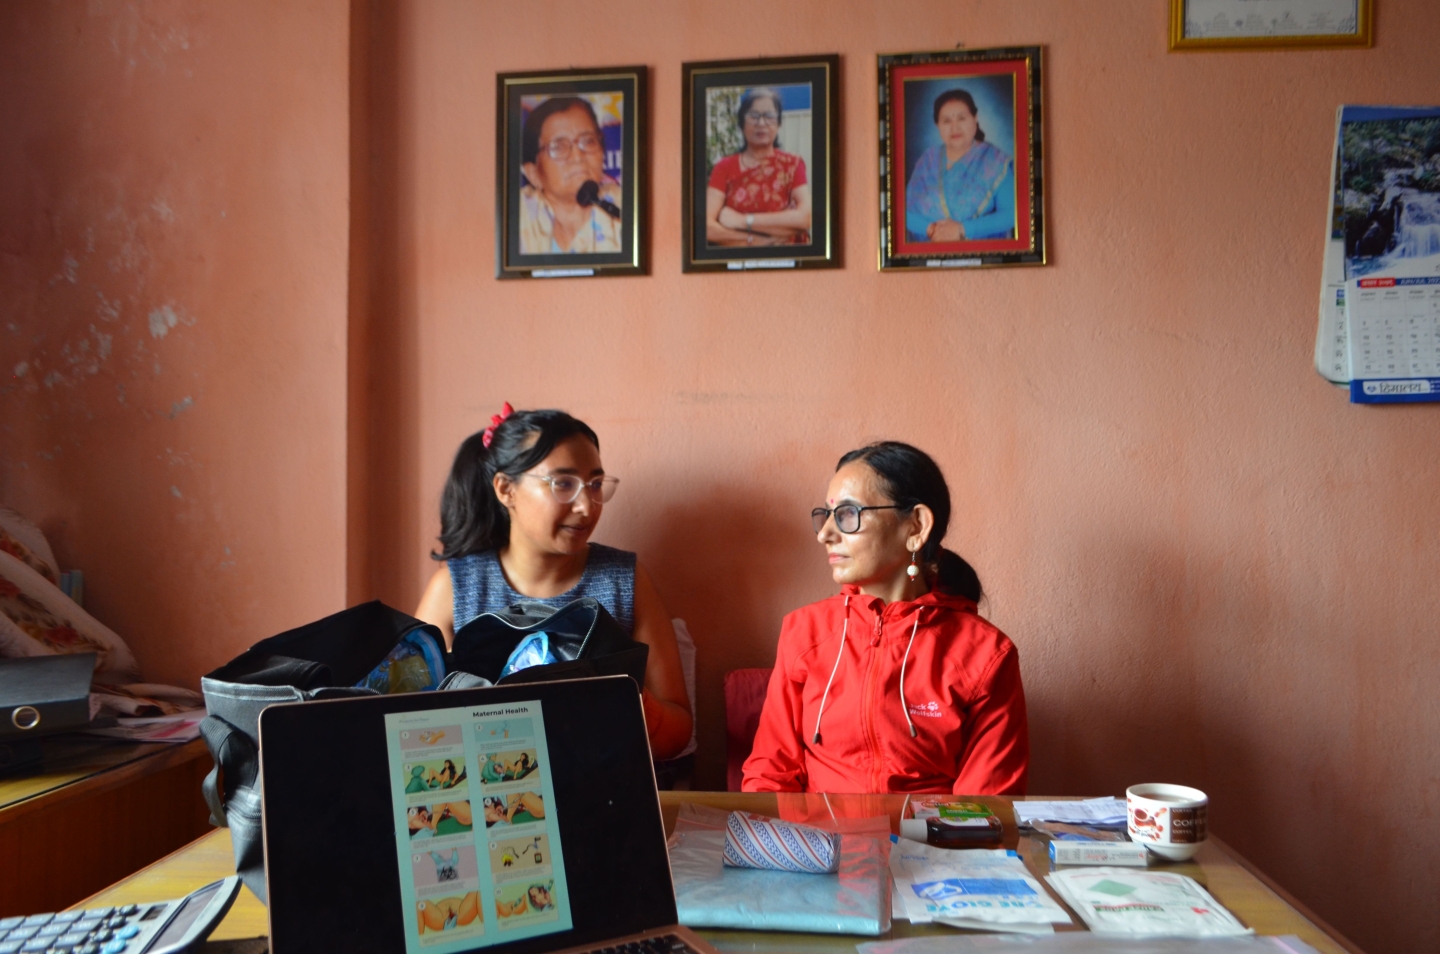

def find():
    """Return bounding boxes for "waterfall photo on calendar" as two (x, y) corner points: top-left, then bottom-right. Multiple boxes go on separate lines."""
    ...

(1339, 107), (1440, 279)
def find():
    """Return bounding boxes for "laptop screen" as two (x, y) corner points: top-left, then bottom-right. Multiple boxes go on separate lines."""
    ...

(386, 699), (572, 951)
(260, 677), (677, 954)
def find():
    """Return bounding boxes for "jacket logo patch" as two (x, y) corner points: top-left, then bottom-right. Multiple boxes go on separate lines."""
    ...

(908, 701), (945, 718)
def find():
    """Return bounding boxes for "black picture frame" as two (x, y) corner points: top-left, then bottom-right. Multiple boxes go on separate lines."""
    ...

(878, 47), (1046, 271)
(496, 66), (648, 279)
(681, 55), (841, 273)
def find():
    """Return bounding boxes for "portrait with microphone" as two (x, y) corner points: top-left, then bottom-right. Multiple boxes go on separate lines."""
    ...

(518, 94), (625, 255)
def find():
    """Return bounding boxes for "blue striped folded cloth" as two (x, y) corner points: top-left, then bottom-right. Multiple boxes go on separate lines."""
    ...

(723, 811), (841, 874)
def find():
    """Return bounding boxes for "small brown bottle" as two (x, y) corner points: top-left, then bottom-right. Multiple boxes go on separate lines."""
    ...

(899, 814), (1004, 847)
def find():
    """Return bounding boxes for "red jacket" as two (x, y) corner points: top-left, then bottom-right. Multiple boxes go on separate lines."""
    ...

(741, 585), (1029, 795)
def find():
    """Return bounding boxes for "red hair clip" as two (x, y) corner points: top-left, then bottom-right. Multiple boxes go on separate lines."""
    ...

(481, 401), (514, 448)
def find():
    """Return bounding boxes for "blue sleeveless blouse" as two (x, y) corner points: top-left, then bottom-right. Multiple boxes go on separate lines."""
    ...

(448, 543), (637, 635)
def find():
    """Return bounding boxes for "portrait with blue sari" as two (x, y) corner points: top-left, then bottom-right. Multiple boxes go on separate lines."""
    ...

(903, 82), (1017, 243)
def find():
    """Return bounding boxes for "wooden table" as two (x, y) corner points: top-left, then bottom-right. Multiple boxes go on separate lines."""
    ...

(0, 735), (213, 917)
(75, 792), (1364, 953)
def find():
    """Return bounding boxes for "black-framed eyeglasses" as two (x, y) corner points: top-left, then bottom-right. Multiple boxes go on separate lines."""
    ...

(811, 504), (902, 534)
(744, 110), (779, 125)
(541, 132), (602, 161)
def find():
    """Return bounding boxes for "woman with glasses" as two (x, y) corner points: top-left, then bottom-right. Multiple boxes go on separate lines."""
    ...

(742, 441), (1029, 795)
(518, 96), (622, 254)
(414, 406), (693, 759)
(705, 87), (812, 247)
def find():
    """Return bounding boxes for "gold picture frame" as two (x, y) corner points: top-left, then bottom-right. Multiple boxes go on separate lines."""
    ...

(877, 47), (1046, 271)
(681, 55), (841, 273)
(495, 66), (648, 279)
(1169, 0), (1373, 50)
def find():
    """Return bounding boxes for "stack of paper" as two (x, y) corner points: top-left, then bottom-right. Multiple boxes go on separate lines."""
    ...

(79, 708), (205, 743)
(889, 837), (1072, 934)
(1046, 868), (1251, 938)
(858, 934), (1321, 954)
(1013, 798), (1127, 828)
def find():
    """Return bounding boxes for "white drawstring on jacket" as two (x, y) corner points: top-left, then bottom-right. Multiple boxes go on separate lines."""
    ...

(812, 596), (849, 744)
(812, 596), (923, 743)
(898, 615), (920, 738)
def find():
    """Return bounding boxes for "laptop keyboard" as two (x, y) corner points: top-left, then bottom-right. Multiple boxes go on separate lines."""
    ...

(0, 904), (147, 954)
(590, 934), (699, 954)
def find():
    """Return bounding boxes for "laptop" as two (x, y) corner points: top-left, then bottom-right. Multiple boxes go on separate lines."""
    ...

(258, 675), (722, 954)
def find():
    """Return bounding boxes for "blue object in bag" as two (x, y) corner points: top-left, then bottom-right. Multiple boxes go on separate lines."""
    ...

(500, 631), (557, 678)
(357, 628), (446, 693)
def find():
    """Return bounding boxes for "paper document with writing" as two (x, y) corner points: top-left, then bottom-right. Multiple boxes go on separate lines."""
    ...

(1012, 797), (1126, 828)
(1046, 868), (1252, 938)
(857, 933), (1322, 954)
(889, 837), (1071, 932)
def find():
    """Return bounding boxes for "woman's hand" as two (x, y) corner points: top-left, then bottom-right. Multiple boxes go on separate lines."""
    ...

(717, 205), (784, 241)
(926, 219), (965, 242)
(706, 187), (759, 246)
(717, 206), (747, 230)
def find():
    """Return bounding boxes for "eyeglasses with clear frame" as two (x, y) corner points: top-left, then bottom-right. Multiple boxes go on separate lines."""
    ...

(528, 474), (619, 504)
(810, 504), (901, 534)
(541, 132), (603, 161)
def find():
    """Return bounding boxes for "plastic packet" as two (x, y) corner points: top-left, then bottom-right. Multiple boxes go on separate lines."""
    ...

(357, 629), (445, 694)
(1046, 868), (1252, 938)
(500, 631), (556, 678)
(668, 803), (890, 935)
(889, 835), (1072, 929)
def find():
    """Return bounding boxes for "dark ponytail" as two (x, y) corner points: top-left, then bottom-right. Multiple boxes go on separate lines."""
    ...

(835, 441), (983, 603)
(432, 409), (600, 561)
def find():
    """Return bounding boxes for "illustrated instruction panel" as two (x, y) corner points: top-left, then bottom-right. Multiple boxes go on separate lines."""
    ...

(385, 700), (572, 953)
(1347, 276), (1440, 401)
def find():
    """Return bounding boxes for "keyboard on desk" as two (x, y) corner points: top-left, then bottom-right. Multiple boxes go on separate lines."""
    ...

(589, 935), (700, 954)
(0, 903), (150, 954)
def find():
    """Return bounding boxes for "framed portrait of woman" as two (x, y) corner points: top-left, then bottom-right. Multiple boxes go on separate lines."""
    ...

(878, 47), (1045, 271)
(681, 55), (840, 273)
(496, 66), (647, 279)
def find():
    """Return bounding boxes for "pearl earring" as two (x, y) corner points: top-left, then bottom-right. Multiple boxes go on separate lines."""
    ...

(907, 549), (920, 581)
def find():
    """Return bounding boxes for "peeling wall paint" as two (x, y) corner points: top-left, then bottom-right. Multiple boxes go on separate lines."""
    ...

(148, 305), (179, 339)
(0, 0), (349, 714)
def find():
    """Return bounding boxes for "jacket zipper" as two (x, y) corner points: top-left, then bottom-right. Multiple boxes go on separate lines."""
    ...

(861, 613), (884, 792)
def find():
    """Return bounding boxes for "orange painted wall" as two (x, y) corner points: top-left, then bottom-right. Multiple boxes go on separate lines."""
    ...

(0, 0), (351, 684)
(3, 1), (1438, 951)
(372, 2), (1439, 951)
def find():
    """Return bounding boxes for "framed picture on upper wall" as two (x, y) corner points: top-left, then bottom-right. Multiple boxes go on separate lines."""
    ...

(495, 66), (647, 279)
(878, 47), (1045, 271)
(1169, 0), (1373, 50)
(682, 55), (840, 273)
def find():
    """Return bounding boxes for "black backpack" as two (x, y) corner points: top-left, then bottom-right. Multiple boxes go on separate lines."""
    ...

(199, 598), (646, 903)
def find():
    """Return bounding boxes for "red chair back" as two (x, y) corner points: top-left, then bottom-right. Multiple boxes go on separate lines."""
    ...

(724, 667), (774, 791)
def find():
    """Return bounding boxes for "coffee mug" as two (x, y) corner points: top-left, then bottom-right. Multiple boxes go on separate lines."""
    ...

(1126, 783), (1208, 861)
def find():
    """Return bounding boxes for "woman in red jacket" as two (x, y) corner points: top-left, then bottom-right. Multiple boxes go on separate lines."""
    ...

(741, 442), (1029, 795)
